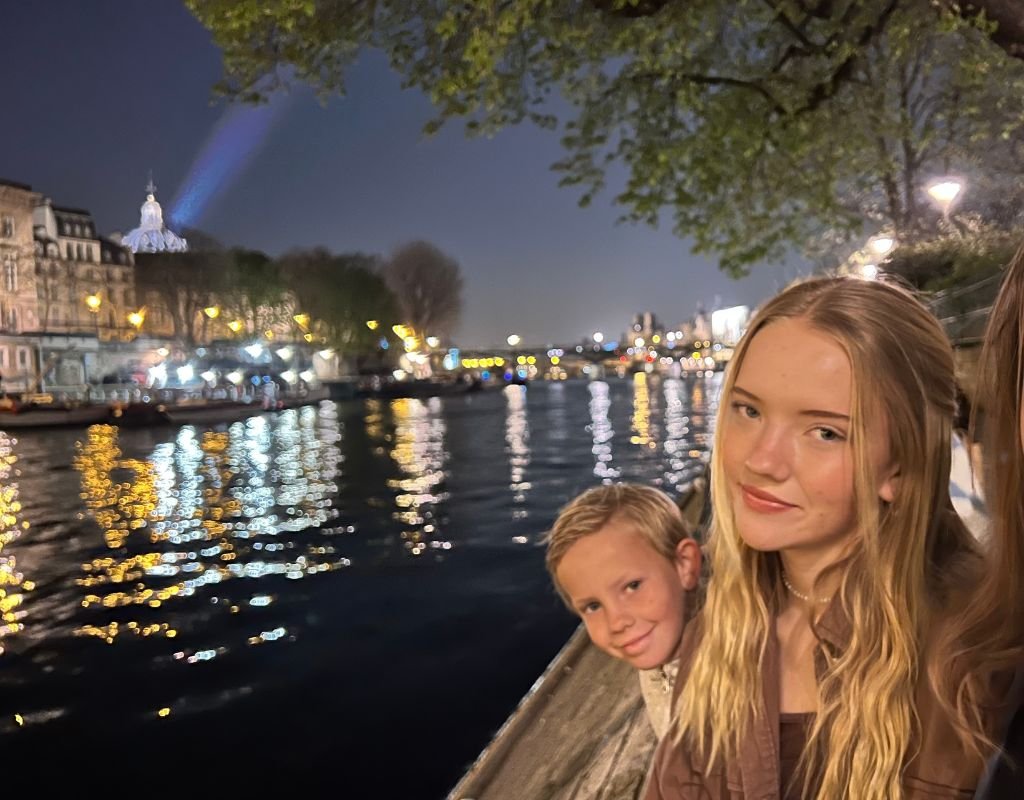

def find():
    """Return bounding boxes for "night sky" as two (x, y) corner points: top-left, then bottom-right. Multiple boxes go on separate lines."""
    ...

(0, 0), (803, 348)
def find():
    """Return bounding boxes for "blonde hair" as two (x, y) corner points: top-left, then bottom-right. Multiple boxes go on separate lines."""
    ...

(544, 483), (692, 607)
(933, 241), (1024, 750)
(673, 276), (980, 799)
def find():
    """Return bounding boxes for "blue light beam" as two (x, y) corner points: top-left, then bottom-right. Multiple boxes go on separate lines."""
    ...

(168, 93), (292, 230)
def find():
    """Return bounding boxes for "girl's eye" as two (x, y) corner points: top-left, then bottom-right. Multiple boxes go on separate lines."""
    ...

(813, 427), (845, 443)
(625, 579), (642, 592)
(581, 601), (600, 614)
(731, 401), (759, 420)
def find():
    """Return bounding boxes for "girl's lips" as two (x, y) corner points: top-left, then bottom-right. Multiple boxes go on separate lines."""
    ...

(741, 484), (797, 513)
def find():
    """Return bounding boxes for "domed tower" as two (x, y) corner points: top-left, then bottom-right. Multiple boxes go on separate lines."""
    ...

(121, 178), (188, 254)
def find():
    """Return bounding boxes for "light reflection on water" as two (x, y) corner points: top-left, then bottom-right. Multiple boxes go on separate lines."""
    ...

(71, 406), (345, 660)
(0, 378), (719, 792)
(388, 397), (450, 556)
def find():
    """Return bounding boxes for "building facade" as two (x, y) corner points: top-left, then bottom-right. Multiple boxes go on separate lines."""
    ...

(32, 197), (137, 339)
(0, 180), (44, 388)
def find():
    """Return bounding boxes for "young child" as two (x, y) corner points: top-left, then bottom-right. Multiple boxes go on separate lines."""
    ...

(544, 483), (702, 738)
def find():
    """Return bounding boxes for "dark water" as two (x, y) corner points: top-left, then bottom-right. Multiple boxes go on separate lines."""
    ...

(0, 375), (718, 795)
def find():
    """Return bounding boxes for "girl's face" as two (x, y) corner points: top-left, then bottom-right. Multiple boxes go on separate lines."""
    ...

(720, 318), (897, 564)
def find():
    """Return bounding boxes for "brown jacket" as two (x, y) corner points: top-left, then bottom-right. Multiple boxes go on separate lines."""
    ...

(643, 601), (986, 799)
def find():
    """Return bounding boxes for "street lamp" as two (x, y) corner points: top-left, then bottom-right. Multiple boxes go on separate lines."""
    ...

(85, 293), (101, 339)
(926, 178), (964, 219)
(366, 320), (379, 331)
(861, 264), (880, 280)
(868, 236), (895, 256)
(426, 336), (440, 348)
(593, 331), (604, 344)
(127, 309), (145, 329)
(204, 305), (220, 319)
(227, 320), (243, 334)
(506, 334), (521, 347)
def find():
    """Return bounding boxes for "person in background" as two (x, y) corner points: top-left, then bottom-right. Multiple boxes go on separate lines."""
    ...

(947, 242), (1024, 799)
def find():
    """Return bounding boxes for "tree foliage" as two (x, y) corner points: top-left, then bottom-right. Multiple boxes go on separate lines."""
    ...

(135, 229), (229, 346)
(220, 247), (290, 336)
(884, 225), (1021, 292)
(278, 247), (398, 352)
(188, 0), (1024, 275)
(383, 241), (463, 337)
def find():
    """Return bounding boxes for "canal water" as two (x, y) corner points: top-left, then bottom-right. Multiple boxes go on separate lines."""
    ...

(0, 374), (718, 795)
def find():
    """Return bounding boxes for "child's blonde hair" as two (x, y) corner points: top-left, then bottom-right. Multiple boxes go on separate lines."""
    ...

(544, 483), (692, 607)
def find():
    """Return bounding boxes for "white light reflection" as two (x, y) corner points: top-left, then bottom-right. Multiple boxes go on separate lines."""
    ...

(504, 385), (532, 517)
(587, 381), (619, 482)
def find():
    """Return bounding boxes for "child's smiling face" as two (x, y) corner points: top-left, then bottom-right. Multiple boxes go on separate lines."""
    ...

(556, 516), (695, 670)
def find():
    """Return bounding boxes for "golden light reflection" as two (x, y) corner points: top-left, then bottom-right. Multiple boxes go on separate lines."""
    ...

(387, 398), (450, 556)
(0, 432), (33, 654)
(71, 408), (345, 653)
(630, 372), (653, 448)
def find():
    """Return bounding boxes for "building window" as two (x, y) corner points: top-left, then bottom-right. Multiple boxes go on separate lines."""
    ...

(67, 243), (74, 260)
(1, 216), (13, 238)
(77, 244), (84, 261)
(3, 258), (16, 292)
(75, 224), (82, 237)
(118, 252), (127, 265)
(17, 348), (28, 368)
(0, 349), (7, 368)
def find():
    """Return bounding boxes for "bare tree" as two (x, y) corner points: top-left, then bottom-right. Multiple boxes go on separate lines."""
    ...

(382, 241), (464, 339)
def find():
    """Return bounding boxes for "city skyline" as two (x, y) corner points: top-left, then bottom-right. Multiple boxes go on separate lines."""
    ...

(0, 0), (805, 348)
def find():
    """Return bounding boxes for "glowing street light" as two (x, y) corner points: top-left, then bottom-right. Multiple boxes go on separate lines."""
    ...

(85, 294), (101, 312)
(861, 263), (880, 280)
(593, 331), (604, 344)
(293, 313), (310, 328)
(366, 320), (379, 331)
(127, 309), (145, 329)
(203, 305), (220, 319)
(926, 178), (964, 218)
(506, 334), (521, 347)
(227, 320), (243, 333)
(426, 336), (440, 348)
(868, 236), (895, 256)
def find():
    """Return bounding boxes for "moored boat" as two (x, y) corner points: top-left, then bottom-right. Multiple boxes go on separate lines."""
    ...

(0, 402), (111, 429)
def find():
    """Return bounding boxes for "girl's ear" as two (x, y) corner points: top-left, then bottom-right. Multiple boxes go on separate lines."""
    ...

(878, 463), (900, 504)
(674, 538), (702, 591)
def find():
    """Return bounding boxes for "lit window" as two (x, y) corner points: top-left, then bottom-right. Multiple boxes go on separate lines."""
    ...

(3, 258), (16, 292)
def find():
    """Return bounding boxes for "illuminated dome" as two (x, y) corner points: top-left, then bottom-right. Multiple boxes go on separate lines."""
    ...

(122, 179), (188, 254)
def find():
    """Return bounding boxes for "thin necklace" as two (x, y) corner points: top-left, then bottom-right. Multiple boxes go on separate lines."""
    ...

(781, 572), (832, 605)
